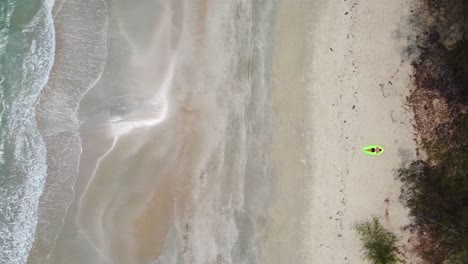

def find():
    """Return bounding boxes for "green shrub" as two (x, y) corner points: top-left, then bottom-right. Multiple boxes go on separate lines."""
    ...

(355, 217), (400, 264)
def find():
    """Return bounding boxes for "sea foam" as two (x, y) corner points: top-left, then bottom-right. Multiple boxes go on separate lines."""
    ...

(0, 0), (55, 263)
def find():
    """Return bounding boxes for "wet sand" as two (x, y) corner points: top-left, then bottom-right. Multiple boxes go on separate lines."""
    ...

(32, 0), (284, 263)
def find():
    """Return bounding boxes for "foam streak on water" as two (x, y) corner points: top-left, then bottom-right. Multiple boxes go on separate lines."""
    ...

(0, 0), (55, 263)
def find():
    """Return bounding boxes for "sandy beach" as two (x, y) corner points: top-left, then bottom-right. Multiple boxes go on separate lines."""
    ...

(16, 0), (425, 263)
(271, 0), (419, 262)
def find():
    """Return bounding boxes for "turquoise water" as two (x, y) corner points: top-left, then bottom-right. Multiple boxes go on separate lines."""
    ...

(0, 0), (54, 263)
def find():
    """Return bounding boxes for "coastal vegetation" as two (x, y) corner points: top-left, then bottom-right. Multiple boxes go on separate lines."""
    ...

(399, 0), (468, 262)
(398, 114), (468, 263)
(354, 218), (400, 264)
(412, 0), (468, 106)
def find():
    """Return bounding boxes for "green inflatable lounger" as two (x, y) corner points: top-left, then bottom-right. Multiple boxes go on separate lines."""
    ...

(362, 145), (384, 156)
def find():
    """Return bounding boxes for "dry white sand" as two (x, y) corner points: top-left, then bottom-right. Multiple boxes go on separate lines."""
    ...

(272, 0), (420, 262)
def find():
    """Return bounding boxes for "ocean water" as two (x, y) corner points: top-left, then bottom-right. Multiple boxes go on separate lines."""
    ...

(2, 0), (307, 263)
(0, 0), (54, 263)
